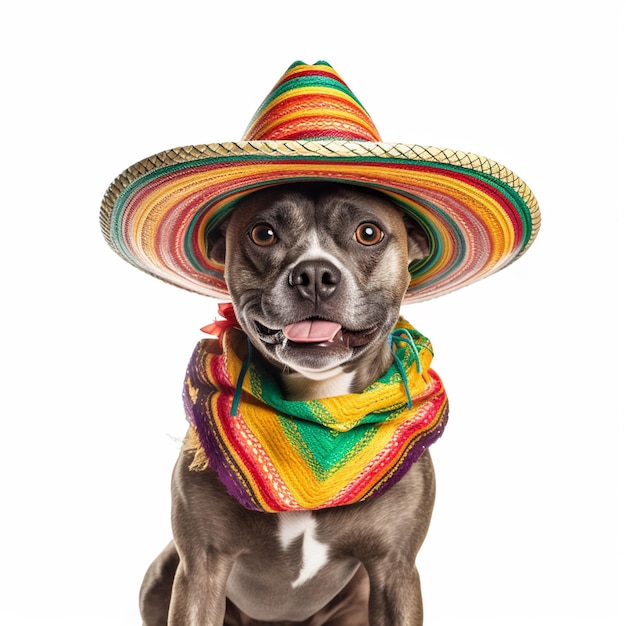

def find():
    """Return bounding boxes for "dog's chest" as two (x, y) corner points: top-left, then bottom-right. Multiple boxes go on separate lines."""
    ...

(226, 510), (359, 621)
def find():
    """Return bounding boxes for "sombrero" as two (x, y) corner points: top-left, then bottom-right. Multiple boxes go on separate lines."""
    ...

(100, 60), (540, 303)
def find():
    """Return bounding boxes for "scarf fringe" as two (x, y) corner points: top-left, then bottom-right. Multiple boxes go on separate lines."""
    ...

(184, 428), (210, 471)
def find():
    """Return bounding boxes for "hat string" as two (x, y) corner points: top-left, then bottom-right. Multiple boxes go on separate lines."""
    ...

(388, 327), (428, 410)
(230, 327), (427, 416)
(231, 336), (253, 417)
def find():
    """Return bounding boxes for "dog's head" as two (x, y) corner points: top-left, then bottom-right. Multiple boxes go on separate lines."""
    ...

(208, 183), (429, 386)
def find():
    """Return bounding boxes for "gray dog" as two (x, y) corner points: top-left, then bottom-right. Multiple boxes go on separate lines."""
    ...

(139, 183), (439, 625)
(100, 58), (539, 626)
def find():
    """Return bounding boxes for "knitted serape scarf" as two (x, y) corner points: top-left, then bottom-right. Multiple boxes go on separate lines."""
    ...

(183, 319), (448, 513)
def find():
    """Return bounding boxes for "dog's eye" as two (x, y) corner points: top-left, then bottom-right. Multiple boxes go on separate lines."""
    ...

(249, 224), (277, 246)
(355, 223), (384, 246)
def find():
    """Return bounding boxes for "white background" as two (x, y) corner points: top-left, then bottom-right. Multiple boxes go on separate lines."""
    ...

(1, 1), (624, 624)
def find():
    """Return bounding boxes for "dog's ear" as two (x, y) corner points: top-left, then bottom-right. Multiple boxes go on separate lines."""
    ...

(205, 218), (230, 264)
(404, 218), (430, 263)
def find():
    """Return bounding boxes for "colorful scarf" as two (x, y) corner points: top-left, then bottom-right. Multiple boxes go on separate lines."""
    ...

(183, 318), (448, 513)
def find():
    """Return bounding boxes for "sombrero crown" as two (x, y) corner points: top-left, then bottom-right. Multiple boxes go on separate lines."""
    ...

(100, 60), (540, 302)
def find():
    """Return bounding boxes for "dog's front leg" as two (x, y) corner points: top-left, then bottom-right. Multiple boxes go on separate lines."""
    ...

(167, 553), (232, 625)
(365, 558), (424, 626)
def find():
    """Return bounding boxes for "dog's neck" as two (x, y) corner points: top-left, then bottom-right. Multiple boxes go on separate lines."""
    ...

(279, 349), (394, 401)
(281, 369), (355, 401)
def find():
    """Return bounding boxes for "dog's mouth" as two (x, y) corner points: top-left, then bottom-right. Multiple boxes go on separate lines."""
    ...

(254, 318), (379, 349)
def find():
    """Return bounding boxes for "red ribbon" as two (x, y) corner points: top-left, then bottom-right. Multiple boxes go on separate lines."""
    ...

(200, 302), (241, 339)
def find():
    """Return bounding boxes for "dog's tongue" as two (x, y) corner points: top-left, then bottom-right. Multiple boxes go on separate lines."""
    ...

(283, 320), (342, 343)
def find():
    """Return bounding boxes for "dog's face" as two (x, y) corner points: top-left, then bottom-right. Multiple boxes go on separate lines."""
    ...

(209, 184), (429, 383)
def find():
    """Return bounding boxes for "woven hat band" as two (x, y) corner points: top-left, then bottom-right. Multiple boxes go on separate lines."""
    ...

(242, 61), (382, 142)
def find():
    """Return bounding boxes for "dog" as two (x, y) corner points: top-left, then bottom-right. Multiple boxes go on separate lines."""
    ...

(139, 182), (436, 625)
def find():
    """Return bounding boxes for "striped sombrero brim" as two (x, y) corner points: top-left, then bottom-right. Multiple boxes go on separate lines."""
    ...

(100, 139), (540, 303)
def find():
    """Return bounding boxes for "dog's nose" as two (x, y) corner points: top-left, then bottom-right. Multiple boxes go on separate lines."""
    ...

(289, 260), (341, 301)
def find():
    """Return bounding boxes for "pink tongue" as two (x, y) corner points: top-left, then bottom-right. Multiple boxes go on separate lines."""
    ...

(283, 320), (342, 343)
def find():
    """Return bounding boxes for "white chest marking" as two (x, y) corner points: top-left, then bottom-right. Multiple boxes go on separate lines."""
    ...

(278, 511), (329, 588)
